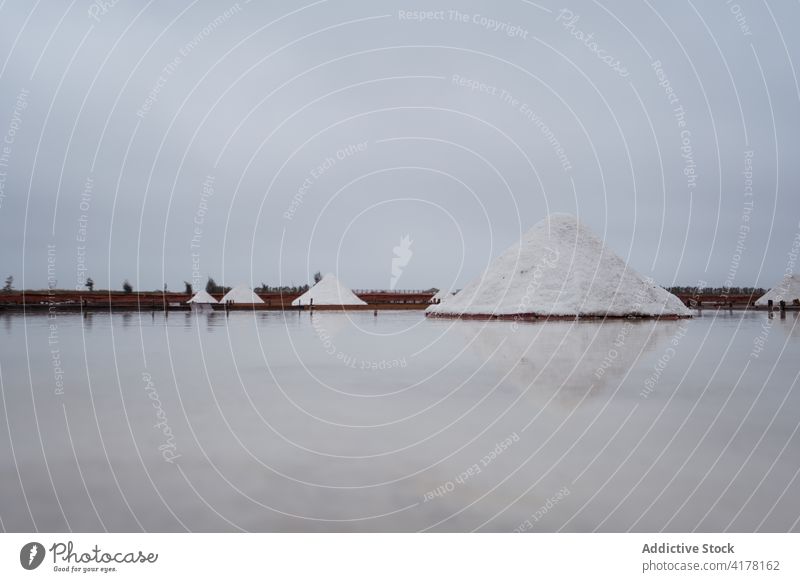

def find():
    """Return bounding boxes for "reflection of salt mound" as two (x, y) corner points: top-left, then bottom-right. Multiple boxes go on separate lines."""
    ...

(777, 312), (800, 338)
(755, 274), (800, 306)
(460, 318), (676, 397)
(291, 274), (366, 306)
(220, 284), (264, 304)
(427, 213), (689, 318)
(187, 290), (218, 304)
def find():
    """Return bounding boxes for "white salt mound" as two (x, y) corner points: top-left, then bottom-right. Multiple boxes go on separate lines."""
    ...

(755, 274), (800, 306)
(428, 289), (453, 303)
(187, 290), (218, 304)
(291, 274), (366, 306)
(219, 284), (264, 304)
(427, 213), (690, 318)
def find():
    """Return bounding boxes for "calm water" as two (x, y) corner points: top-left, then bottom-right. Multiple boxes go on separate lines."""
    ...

(0, 308), (798, 532)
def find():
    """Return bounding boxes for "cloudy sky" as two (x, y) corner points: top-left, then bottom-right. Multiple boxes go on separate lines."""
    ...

(0, 0), (797, 292)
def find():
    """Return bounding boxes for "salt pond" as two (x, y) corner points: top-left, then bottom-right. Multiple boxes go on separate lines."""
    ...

(0, 309), (798, 531)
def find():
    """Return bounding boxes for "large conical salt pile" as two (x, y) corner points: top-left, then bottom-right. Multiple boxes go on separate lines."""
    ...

(219, 284), (264, 304)
(755, 274), (800, 306)
(291, 273), (366, 306)
(186, 290), (218, 304)
(427, 213), (690, 318)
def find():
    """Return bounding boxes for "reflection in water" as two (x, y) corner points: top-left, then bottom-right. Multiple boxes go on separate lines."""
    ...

(206, 310), (221, 332)
(777, 310), (800, 337)
(456, 319), (677, 402)
(0, 310), (797, 533)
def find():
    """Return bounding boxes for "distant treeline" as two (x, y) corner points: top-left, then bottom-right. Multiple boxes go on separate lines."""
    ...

(203, 277), (310, 295)
(255, 283), (310, 294)
(666, 286), (766, 296)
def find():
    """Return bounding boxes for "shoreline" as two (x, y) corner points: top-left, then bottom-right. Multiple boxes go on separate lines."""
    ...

(425, 312), (694, 321)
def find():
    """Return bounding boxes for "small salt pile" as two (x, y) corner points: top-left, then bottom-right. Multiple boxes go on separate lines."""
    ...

(219, 284), (264, 304)
(291, 273), (366, 306)
(755, 274), (800, 306)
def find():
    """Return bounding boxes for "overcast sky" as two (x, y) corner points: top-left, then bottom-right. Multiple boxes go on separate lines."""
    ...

(0, 0), (798, 291)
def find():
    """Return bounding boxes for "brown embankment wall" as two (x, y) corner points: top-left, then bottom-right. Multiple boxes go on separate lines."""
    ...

(0, 290), (436, 310)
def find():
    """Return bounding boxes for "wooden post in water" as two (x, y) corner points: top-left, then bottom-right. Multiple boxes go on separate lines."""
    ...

(768, 299), (773, 311)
